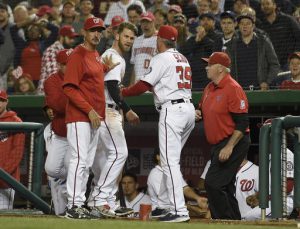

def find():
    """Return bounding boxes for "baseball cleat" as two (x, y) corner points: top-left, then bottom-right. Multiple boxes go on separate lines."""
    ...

(90, 205), (116, 218)
(159, 213), (190, 223)
(151, 208), (169, 218)
(114, 206), (134, 217)
(64, 206), (93, 219)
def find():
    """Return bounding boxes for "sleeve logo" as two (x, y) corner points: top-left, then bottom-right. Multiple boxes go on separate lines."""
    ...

(240, 100), (245, 109)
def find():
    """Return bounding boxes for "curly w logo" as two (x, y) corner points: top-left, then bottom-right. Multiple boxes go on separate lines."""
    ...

(240, 179), (254, 192)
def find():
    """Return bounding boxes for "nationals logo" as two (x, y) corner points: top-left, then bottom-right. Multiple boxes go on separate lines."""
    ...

(240, 179), (254, 192)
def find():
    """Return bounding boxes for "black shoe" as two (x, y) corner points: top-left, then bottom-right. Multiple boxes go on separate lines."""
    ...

(151, 208), (169, 218)
(159, 213), (190, 223)
(115, 207), (134, 217)
(288, 208), (299, 219)
(64, 206), (92, 219)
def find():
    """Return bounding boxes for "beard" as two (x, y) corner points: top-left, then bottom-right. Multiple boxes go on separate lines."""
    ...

(118, 39), (130, 53)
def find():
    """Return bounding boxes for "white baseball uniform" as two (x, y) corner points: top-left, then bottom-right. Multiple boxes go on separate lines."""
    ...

(130, 34), (157, 82)
(147, 165), (188, 210)
(88, 48), (129, 208)
(0, 188), (14, 210)
(141, 48), (195, 216)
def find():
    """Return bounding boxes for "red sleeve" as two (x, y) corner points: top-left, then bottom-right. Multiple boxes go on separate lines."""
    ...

(63, 85), (93, 114)
(63, 52), (84, 88)
(228, 86), (248, 113)
(121, 80), (152, 97)
(44, 75), (67, 115)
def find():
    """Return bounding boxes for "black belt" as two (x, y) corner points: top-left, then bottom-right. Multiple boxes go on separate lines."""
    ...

(157, 99), (192, 111)
(106, 104), (120, 111)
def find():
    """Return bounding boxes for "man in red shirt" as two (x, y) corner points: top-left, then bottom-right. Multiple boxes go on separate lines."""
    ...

(62, 17), (117, 219)
(196, 52), (250, 219)
(0, 90), (25, 209)
(280, 52), (300, 90)
(44, 49), (73, 215)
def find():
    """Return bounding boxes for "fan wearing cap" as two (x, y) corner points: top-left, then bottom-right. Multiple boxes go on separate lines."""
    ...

(173, 13), (187, 49)
(87, 22), (139, 218)
(130, 11), (158, 83)
(280, 52), (300, 90)
(62, 17), (118, 219)
(61, 0), (77, 26)
(43, 49), (73, 216)
(196, 52), (250, 220)
(0, 90), (25, 210)
(167, 4), (182, 25)
(225, 12), (280, 90)
(72, 0), (94, 35)
(37, 25), (78, 94)
(199, 12), (222, 43)
(122, 25), (194, 223)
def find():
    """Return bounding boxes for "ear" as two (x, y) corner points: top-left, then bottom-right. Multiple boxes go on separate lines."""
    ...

(115, 33), (120, 41)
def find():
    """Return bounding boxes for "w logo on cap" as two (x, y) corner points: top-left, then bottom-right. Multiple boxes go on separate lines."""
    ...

(93, 18), (100, 24)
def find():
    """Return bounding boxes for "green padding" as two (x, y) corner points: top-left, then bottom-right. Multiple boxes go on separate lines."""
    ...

(0, 168), (50, 214)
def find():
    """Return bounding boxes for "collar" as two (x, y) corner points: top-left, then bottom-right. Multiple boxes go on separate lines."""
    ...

(208, 74), (231, 90)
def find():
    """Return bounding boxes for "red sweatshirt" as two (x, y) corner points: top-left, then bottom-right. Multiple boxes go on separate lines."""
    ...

(0, 111), (25, 188)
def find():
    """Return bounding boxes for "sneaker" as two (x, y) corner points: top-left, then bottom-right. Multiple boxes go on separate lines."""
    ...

(90, 205), (116, 218)
(151, 208), (169, 218)
(114, 206), (134, 217)
(159, 213), (190, 223)
(64, 206), (92, 219)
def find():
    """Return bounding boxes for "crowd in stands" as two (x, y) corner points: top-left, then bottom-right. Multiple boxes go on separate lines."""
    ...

(0, 0), (300, 94)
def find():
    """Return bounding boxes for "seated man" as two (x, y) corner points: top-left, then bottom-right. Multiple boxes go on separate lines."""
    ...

(147, 148), (209, 218)
(280, 52), (300, 90)
(120, 173), (151, 218)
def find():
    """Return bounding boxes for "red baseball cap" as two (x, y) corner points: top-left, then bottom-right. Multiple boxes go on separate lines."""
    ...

(56, 49), (73, 64)
(288, 52), (300, 61)
(36, 5), (53, 17)
(202, 52), (231, 68)
(84, 17), (106, 30)
(59, 25), (79, 38)
(157, 25), (178, 41)
(168, 4), (182, 13)
(110, 15), (124, 28)
(140, 12), (155, 22)
(0, 90), (8, 100)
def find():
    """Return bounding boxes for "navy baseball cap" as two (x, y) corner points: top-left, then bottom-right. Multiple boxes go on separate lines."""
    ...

(199, 12), (215, 21)
(220, 11), (236, 21)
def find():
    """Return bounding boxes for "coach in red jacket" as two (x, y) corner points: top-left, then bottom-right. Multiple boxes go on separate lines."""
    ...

(0, 90), (25, 209)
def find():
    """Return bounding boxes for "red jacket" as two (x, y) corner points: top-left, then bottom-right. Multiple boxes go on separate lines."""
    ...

(0, 111), (25, 188)
(44, 71), (67, 137)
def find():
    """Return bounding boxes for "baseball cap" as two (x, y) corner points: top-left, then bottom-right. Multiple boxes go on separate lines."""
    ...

(199, 12), (215, 21)
(168, 4), (182, 14)
(220, 11), (236, 21)
(36, 5), (53, 17)
(84, 17), (106, 30)
(56, 49), (73, 64)
(174, 13), (187, 24)
(237, 12), (255, 23)
(63, 0), (75, 7)
(0, 90), (8, 100)
(187, 17), (199, 35)
(157, 25), (178, 41)
(288, 52), (300, 61)
(0, 3), (8, 11)
(202, 52), (231, 68)
(59, 25), (79, 38)
(110, 15), (124, 28)
(140, 12), (155, 22)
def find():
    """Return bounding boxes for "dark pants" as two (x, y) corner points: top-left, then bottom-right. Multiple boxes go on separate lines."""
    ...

(205, 134), (250, 219)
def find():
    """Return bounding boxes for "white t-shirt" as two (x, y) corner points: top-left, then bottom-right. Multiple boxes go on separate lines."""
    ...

(124, 192), (151, 218)
(102, 48), (126, 105)
(141, 48), (192, 108)
(130, 34), (158, 82)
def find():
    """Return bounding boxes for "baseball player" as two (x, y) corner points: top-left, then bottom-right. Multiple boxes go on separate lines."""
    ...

(62, 17), (117, 219)
(0, 90), (25, 209)
(130, 11), (157, 83)
(122, 25), (195, 222)
(43, 49), (73, 215)
(87, 22), (140, 218)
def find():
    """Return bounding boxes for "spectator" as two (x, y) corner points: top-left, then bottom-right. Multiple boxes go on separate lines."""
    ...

(293, 7), (300, 23)
(148, 0), (170, 14)
(120, 173), (151, 218)
(259, 0), (300, 70)
(127, 4), (143, 36)
(0, 90), (25, 210)
(233, 0), (249, 16)
(104, 0), (145, 26)
(37, 25), (78, 94)
(0, 3), (15, 91)
(14, 74), (36, 94)
(153, 8), (167, 30)
(280, 52), (300, 89)
(167, 4), (182, 25)
(196, 0), (212, 16)
(226, 12), (280, 90)
(72, 0), (94, 35)
(61, 0), (77, 26)
(173, 13), (188, 50)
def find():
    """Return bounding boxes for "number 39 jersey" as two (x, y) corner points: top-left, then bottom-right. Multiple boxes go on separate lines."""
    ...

(235, 161), (259, 218)
(141, 48), (192, 108)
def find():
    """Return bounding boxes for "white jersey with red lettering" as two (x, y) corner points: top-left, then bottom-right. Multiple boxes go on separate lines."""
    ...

(88, 47), (129, 208)
(130, 34), (157, 82)
(142, 48), (195, 217)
